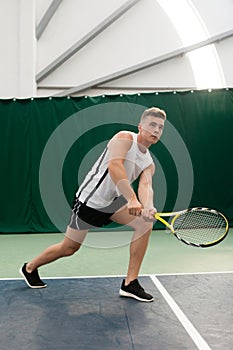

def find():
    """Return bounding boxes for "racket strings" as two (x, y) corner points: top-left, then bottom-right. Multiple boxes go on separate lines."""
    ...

(173, 210), (227, 245)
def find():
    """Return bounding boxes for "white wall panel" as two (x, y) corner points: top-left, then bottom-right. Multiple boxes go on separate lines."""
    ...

(216, 37), (233, 87)
(0, 0), (232, 98)
(0, 1), (19, 97)
(37, 0), (128, 72)
(37, 0), (184, 87)
(192, 0), (233, 36)
(0, 0), (36, 98)
(37, 54), (195, 97)
(99, 55), (195, 90)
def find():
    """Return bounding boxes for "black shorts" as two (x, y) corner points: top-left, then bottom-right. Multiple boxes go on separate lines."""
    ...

(68, 196), (127, 230)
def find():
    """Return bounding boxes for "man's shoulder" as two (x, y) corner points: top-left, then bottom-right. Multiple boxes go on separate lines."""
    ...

(113, 131), (134, 141)
(108, 131), (135, 154)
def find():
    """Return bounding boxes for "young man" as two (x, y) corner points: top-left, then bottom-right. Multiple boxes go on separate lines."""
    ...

(20, 107), (166, 302)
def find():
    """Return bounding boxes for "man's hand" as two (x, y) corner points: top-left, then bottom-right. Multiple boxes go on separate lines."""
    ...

(127, 195), (142, 216)
(140, 208), (157, 221)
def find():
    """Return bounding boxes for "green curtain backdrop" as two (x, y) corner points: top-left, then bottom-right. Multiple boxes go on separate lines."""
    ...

(0, 89), (232, 233)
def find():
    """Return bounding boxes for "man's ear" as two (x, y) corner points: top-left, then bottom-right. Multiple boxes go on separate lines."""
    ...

(138, 123), (142, 133)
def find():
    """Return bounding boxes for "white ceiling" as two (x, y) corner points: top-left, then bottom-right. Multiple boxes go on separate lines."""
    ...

(33, 0), (233, 96)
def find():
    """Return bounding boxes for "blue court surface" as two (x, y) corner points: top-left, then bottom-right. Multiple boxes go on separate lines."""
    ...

(0, 273), (232, 350)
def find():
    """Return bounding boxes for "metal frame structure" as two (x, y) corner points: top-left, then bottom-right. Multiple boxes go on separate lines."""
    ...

(53, 29), (233, 96)
(36, 0), (63, 40)
(35, 1), (233, 96)
(36, 0), (141, 83)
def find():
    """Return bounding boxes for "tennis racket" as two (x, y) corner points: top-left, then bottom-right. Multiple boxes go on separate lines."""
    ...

(154, 207), (228, 248)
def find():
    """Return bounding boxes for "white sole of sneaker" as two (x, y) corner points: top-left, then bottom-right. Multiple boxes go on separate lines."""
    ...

(19, 267), (47, 289)
(119, 289), (154, 302)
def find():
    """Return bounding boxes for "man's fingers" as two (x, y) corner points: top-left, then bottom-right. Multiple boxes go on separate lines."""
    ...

(128, 206), (142, 216)
(141, 208), (157, 220)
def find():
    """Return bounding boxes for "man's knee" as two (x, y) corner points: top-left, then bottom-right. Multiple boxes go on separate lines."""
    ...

(60, 238), (82, 257)
(63, 245), (80, 257)
(131, 217), (153, 233)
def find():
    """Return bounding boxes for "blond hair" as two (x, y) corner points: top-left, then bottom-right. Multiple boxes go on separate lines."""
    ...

(140, 107), (166, 122)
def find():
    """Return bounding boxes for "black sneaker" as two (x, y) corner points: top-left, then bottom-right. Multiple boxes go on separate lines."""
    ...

(19, 263), (47, 289)
(119, 279), (154, 302)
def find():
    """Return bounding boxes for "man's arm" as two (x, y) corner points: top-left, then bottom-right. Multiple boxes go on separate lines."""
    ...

(108, 132), (142, 216)
(138, 164), (157, 220)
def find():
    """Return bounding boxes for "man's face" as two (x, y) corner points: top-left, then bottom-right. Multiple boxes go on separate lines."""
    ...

(138, 116), (165, 144)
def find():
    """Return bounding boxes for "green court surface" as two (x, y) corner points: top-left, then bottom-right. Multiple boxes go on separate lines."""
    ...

(1, 228), (232, 279)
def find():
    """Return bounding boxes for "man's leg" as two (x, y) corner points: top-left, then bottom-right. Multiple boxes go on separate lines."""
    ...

(110, 207), (154, 302)
(111, 207), (153, 283)
(20, 227), (88, 288)
(26, 227), (88, 272)
(125, 226), (152, 284)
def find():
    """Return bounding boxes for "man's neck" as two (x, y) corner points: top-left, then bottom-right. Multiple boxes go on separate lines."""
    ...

(137, 133), (151, 152)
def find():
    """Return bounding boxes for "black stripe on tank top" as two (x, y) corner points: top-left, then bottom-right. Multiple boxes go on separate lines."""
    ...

(84, 168), (108, 204)
(77, 147), (108, 200)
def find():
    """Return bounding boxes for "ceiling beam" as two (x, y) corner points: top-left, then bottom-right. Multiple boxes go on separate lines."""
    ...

(54, 28), (233, 96)
(36, 0), (141, 83)
(36, 0), (63, 40)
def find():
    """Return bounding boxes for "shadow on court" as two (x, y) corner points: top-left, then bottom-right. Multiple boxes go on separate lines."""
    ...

(0, 274), (232, 350)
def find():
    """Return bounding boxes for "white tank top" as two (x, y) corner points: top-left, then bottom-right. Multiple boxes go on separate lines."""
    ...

(76, 131), (154, 209)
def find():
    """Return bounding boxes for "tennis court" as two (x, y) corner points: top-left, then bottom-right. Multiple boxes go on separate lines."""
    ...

(1, 2), (233, 348)
(1, 229), (232, 350)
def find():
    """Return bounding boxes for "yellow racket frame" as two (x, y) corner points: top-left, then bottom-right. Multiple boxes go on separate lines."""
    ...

(154, 208), (229, 247)
(154, 210), (188, 234)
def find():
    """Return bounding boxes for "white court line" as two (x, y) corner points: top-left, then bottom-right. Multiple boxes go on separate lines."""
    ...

(150, 275), (212, 350)
(0, 270), (233, 281)
(0, 274), (126, 281)
(154, 270), (233, 277)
